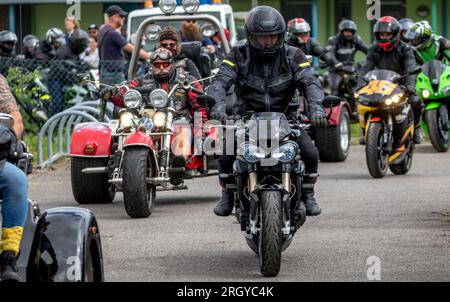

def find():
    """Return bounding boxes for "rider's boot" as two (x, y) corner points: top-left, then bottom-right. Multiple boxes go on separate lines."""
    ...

(412, 98), (425, 144)
(302, 176), (321, 216)
(0, 251), (21, 282)
(214, 190), (234, 217)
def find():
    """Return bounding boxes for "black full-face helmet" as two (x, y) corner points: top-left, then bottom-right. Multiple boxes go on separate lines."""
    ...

(69, 29), (89, 55)
(0, 30), (18, 55)
(244, 6), (286, 56)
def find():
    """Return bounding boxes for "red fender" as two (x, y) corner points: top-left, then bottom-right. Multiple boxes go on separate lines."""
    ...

(70, 122), (112, 157)
(123, 131), (156, 150)
(326, 102), (352, 126)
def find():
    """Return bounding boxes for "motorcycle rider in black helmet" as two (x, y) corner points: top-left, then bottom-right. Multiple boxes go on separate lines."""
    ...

(34, 27), (66, 60)
(399, 18), (415, 43)
(0, 31), (18, 76)
(286, 18), (330, 64)
(22, 35), (40, 60)
(48, 28), (90, 116)
(209, 6), (326, 217)
(0, 31), (17, 58)
(325, 20), (368, 97)
(358, 16), (423, 144)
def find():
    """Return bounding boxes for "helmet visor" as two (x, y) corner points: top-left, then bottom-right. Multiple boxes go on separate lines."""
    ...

(248, 33), (284, 54)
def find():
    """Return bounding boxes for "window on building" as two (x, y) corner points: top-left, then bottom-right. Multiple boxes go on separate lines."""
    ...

(370, 0), (406, 42)
(335, 0), (352, 31)
(281, 0), (313, 35)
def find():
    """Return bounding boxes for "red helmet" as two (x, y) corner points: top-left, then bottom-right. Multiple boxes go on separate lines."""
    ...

(287, 18), (311, 44)
(374, 16), (401, 52)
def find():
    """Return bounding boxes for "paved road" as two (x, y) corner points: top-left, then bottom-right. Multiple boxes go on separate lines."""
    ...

(29, 145), (450, 281)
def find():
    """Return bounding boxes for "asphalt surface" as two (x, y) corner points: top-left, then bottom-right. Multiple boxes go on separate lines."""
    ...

(29, 145), (450, 281)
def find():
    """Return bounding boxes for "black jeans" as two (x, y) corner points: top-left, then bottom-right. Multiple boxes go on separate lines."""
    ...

(218, 130), (319, 188)
(328, 71), (343, 96)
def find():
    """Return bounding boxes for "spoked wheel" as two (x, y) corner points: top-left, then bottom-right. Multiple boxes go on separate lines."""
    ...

(426, 107), (449, 152)
(366, 123), (389, 178)
(258, 191), (283, 277)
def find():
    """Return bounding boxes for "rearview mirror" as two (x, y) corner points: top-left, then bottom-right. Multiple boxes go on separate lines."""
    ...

(323, 95), (341, 108)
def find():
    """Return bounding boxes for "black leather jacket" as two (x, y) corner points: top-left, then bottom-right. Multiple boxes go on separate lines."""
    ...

(325, 34), (368, 68)
(359, 41), (420, 90)
(208, 43), (325, 116)
(287, 36), (328, 63)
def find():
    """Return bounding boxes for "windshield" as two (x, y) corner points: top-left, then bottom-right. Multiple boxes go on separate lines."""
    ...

(364, 70), (401, 82)
(246, 112), (291, 142)
(422, 60), (446, 82)
(130, 12), (221, 51)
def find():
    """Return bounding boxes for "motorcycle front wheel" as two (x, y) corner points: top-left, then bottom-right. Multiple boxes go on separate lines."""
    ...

(258, 190), (283, 277)
(366, 123), (389, 178)
(426, 107), (449, 152)
(122, 147), (156, 218)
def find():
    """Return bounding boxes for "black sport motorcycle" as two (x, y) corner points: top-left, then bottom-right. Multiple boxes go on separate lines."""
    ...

(201, 95), (340, 277)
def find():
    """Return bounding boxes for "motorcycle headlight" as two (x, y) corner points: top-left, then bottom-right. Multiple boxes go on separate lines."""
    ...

(272, 142), (298, 163)
(159, 0), (177, 15)
(182, 0), (200, 14)
(200, 22), (216, 38)
(120, 111), (135, 128)
(385, 93), (403, 106)
(123, 90), (142, 109)
(239, 143), (267, 164)
(422, 89), (431, 99)
(443, 86), (450, 96)
(145, 24), (162, 41)
(149, 89), (168, 108)
(153, 111), (167, 128)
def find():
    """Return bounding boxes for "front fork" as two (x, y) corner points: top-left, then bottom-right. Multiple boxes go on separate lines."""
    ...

(159, 109), (174, 178)
(246, 172), (293, 236)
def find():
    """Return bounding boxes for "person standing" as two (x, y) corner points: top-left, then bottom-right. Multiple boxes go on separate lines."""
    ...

(98, 5), (150, 86)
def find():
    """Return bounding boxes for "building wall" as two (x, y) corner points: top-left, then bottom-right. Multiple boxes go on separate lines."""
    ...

(32, 3), (104, 40)
(0, 6), (9, 30)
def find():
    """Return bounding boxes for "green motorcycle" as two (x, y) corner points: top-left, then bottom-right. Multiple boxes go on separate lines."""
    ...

(416, 59), (450, 152)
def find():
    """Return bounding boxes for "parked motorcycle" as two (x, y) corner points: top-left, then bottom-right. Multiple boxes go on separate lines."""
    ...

(356, 70), (415, 178)
(415, 59), (450, 152)
(204, 96), (341, 277)
(70, 79), (219, 218)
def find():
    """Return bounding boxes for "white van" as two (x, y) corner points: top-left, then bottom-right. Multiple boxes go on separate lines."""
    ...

(126, 4), (237, 49)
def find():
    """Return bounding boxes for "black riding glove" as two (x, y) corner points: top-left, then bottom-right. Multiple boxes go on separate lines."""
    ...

(99, 87), (116, 101)
(310, 111), (328, 128)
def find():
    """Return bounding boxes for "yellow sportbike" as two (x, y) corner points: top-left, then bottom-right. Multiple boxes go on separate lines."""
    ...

(356, 70), (415, 178)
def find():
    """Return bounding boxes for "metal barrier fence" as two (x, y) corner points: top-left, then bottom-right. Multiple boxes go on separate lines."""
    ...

(37, 100), (114, 168)
(0, 57), (128, 168)
(1, 57), (130, 127)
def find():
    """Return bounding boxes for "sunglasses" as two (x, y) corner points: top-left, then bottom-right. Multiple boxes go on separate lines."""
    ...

(88, 30), (97, 34)
(161, 43), (177, 48)
(153, 62), (172, 68)
(186, 20), (196, 24)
